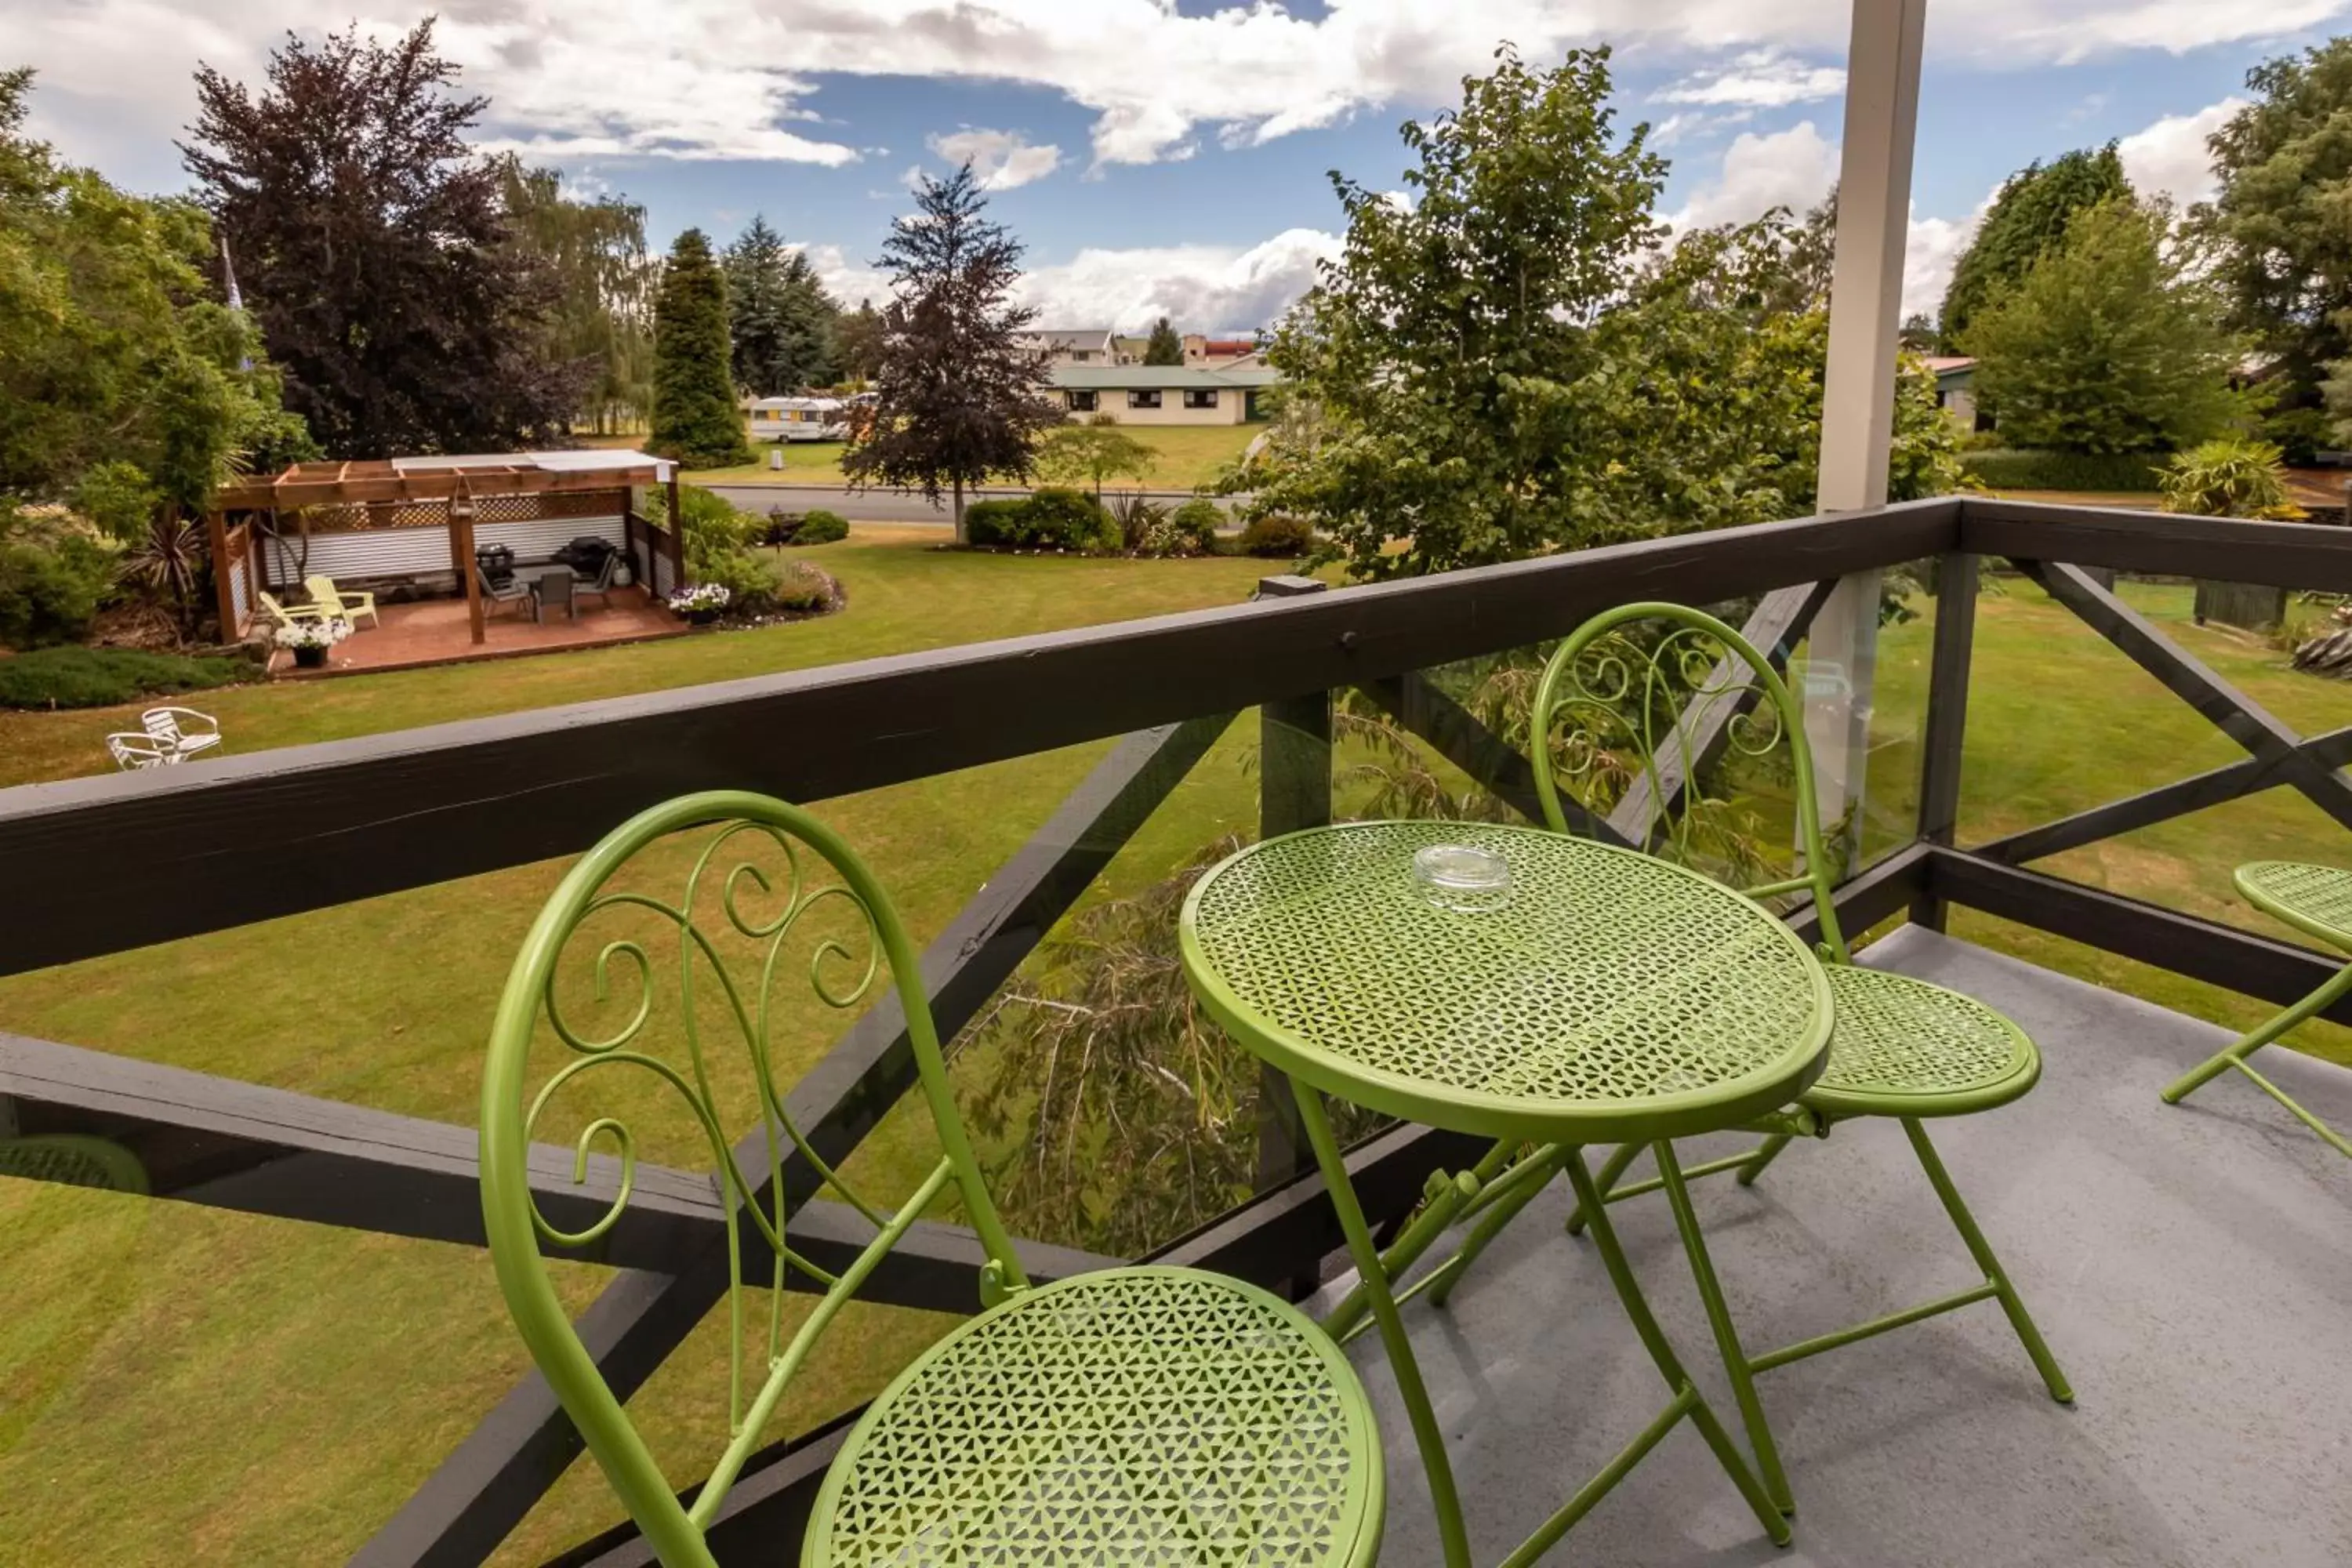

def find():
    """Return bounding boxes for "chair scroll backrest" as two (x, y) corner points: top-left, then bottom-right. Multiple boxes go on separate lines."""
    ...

(1530, 601), (1852, 964)
(478, 792), (1028, 1565)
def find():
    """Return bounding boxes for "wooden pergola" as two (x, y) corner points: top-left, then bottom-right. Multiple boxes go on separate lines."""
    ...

(211, 453), (680, 645)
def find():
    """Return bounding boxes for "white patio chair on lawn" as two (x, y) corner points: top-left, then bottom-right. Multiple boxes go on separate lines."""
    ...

(140, 706), (223, 763)
(105, 731), (169, 770)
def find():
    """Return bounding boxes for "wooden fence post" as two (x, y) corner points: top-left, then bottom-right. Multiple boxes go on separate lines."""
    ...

(205, 511), (237, 641)
(1911, 552), (1978, 930)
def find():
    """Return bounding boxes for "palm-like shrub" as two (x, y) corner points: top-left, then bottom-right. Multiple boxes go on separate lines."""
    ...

(2159, 438), (2306, 520)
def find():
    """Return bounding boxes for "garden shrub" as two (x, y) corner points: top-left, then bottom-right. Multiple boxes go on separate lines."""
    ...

(2158, 437), (2304, 520)
(1237, 513), (1315, 557)
(0, 503), (122, 649)
(1958, 449), (2166, 492)
(965, 491), (1113, 551)
(792, 509), (848, 546)
(1171, 498), (1225, 553)
(962, 499), (1031, 547)
(769, 560), (839, 613)
(1022, 488), (1116, 551)
(0, 646), (246, 710)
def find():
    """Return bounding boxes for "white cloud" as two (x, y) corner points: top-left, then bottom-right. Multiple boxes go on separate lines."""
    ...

(927, 127), (1064, 191)
(2118, 96), (2245, 209)
(1668, 121), (1838, 230)
(808, 229), (1340, 332)
(1903, 207), (1978, 322)
(1656, 49), (1843, 109)
(9, 0), (2347, 182)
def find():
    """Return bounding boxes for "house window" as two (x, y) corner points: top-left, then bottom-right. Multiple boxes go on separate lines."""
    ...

(1068, 390), (1098, 412)
(1183, 389), (1220, 410)
(1128, 390), (1163, 410)
(1071, 350), (1093, 363)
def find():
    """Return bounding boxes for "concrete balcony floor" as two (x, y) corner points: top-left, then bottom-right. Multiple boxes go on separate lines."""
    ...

(1323, 926), (2352, 1568)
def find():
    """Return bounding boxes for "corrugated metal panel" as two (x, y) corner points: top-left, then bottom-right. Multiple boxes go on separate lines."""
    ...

(260, 515), (622, 586)
(228, 559), (249, 626)
(652, 547), (677, 597)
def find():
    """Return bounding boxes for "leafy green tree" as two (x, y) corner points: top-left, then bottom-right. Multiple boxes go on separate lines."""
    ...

(1250, 49), (1963, 581)
(1142, 316), (1185, 365)
(1939, 145), (2129, 350)
(2190, 41), (2352, 455)
(495, 158), (656, 434)
(182, 20), (583, 457)
(724, 216), (840, 395)
(1963, 198), (2240, 455)
(1036, 418), (1156, 501)
(843, 165), (1060, 541)
(2, 68), (313, 640)
(649, 228), (752, 468)
(834, 299), (885, 384)
(1257, 46), (1668, 579)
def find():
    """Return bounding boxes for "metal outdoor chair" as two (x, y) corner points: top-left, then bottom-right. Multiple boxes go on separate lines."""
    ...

(1415, 601), (2072, 1516)
(2161, 862), (2352, 1157)
(0, 1134), (149, 1193)
(474, 565), (535, 622)
(479, 792), (1383, 1568)
(140, 706), (221, 761)
(573, 550), (622, 612)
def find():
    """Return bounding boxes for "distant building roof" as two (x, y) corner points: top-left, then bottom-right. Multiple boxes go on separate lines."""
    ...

(1923, 355), (1975, 376)
(1026, 328), (1117, 350)
(1051, 365), (1283, 390)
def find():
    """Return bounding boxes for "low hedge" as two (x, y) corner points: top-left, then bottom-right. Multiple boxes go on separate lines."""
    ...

(791, 509), (848, 545)
(1237, 513), (1316, 557)
(965, 488), (1116, 551)
(0, 645), (249, 710)
(1960, 449), (2167, 493)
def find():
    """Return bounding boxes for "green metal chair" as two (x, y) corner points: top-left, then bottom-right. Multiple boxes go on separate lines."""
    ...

(1417, 601), (2072, 1515)
(0, 1134), (149, 1194)
(2161, 861), (2352, 1158)
(480, 791), (1382, 1568)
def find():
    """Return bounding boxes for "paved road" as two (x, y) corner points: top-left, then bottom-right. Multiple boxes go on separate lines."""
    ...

(700, 484), (1239, 525)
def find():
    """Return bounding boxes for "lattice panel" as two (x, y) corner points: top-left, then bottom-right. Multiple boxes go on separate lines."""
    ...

(540, 487), (630, 520)
(471, 493), (543, 526)
(1189, 820), (1820, 1110)
(2240, 860), (2352, 951)
(1815, 967), (2031, 1098)
(817, 1270), (1366, 1566)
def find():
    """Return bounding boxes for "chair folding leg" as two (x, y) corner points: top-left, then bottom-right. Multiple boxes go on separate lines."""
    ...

(1563, 1140), (1643, 1237)
(1901, 1118), (2072, 1404)
(2159, 962), (2352, 1158)
(1655, 1140), (1795, 1515)
(1736, 1131), (1794, 1185)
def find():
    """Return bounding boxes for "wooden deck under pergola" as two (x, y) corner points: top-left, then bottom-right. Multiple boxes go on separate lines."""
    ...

(209, 452), (683, 645)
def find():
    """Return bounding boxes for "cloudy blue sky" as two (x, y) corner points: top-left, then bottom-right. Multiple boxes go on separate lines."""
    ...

(7, 1), (2344, 332)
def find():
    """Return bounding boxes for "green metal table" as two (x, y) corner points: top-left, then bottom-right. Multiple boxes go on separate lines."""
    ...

(1179, 819), (1833, 1567)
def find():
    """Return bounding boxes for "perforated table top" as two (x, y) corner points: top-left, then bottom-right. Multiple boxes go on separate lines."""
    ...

(1180, 821), (1831, 1142)
(2238, 860), (2352, 953)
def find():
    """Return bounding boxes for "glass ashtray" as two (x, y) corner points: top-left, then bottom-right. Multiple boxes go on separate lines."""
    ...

(1411, 843), (1512, 913)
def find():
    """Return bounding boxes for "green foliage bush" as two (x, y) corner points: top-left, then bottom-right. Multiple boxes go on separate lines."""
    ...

(1959, 449), (2166, 492)
(0, 645), (245, 709)
(1171, 498), (1225, 552)
(964, 488), (1114, 551)
(791, 509), (848, 545)
(0, 503), (122, 649)
(1238, 514), (1315, 557)
(2158, 437), (2304, 519)
(1022, 488), (1115, 550)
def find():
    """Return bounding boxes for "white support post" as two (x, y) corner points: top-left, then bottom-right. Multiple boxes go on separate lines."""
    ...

(1806, 0), (1929, 875)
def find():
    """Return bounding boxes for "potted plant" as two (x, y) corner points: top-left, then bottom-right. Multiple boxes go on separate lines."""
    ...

(274, 617), (351, 670)
(666, 583), (731, 626)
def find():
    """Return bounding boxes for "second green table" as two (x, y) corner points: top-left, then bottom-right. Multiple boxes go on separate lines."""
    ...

(1180, 819), (1832, 1567)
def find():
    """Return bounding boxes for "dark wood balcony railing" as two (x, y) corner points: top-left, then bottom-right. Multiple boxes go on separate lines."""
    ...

(2, 495), (2347, 1566)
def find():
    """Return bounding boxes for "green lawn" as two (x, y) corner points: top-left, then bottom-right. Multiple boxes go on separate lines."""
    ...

(2, 549), (2348, 1565)
(681, 424), (1261, 493)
